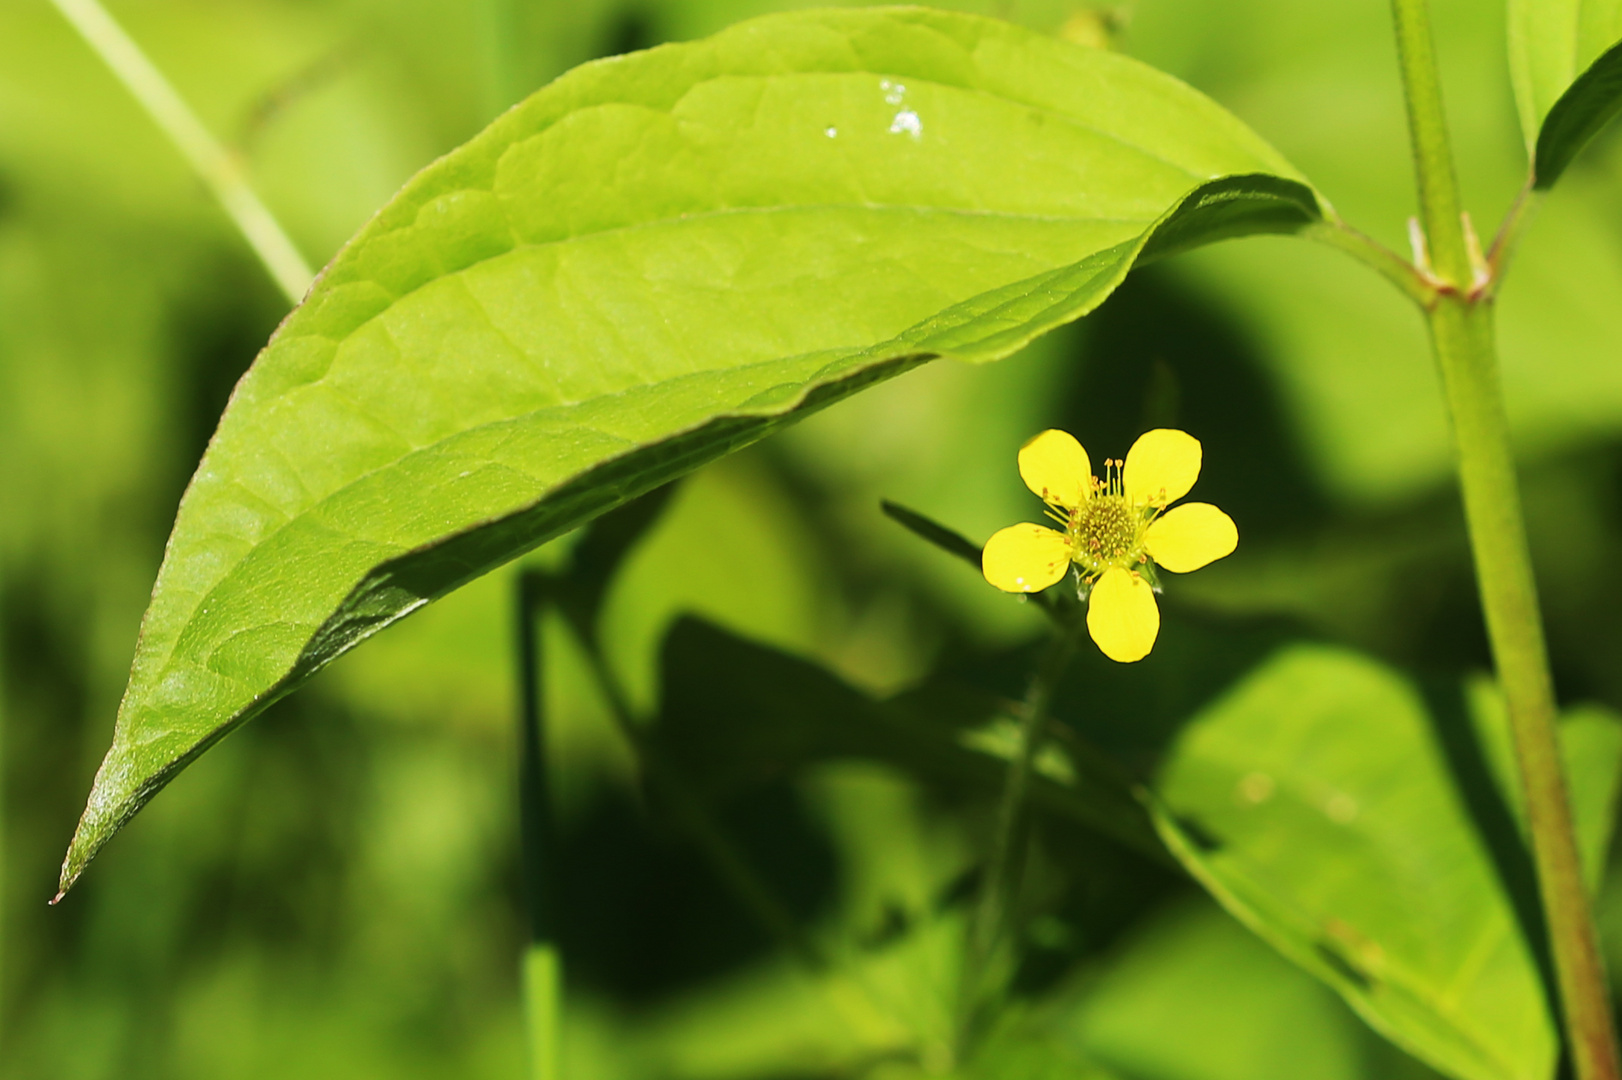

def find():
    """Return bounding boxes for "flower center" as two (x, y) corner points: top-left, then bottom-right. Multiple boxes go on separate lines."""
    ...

(1073, 495), (1139, 572)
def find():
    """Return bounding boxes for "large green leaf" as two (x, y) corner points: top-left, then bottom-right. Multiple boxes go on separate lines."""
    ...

(58, 6), (1320, 894)
(1150, 644), (1622, 1080)
(1509, 0), (1622, 180)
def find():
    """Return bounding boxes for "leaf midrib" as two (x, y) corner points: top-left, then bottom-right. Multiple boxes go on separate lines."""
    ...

(215, 198), (1150, 541)
(333, 199), (1161, 321)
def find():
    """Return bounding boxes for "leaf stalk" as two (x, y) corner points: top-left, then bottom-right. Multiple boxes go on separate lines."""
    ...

(1388, 2), (1622, 1077)
(1485, 178), (1543, 296)
(1303, 219), (1438, 307)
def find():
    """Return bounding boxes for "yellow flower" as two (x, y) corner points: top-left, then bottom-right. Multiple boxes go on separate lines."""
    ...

(982, 428), (1238, 663)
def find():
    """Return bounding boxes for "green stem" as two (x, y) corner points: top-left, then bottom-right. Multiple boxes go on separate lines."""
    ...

(0, 576), (6, 1061)
(1388, 0), (1470, 286)
(515, 572), (561, 1080)
(1429, 301), (1621, 1080)
(522, 947), (562, 1080)
(1388, 3), (1621, 1078)
(47, 0), (314, 305)
(956, 624), (1077, 1059)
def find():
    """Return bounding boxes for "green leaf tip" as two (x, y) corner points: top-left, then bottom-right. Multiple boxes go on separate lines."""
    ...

(1534, 38), (1622, 189)
(57, 5), (1320, 895)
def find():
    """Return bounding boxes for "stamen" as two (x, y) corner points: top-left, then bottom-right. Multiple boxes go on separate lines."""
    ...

(1074, 491), (1137, 569)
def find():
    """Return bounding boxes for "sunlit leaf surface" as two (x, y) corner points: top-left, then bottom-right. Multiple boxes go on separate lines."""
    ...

(59, 5), (1320, 892)
(1151, 645), (1622, 1080)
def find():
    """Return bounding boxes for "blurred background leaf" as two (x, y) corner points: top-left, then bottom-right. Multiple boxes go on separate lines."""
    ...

(1507, 0), (1621, 159)
(1525, 39), (1622, 188)
(1152, 646), (1622, 1080)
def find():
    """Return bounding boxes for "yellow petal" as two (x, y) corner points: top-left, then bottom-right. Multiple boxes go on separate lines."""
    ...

(1018, 429), (1091, 507)
(982, 523), (1072, 593)
(1145, 503), (1238, 573)
(1086, 567), (1160, 663)
(1124, 428), (1201, 506)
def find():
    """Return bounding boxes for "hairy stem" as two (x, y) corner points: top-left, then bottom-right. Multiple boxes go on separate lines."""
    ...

(47, 0), (313, 304)
(1429, 301), (1620, 1080)
(1389, 2), (1621, 1077)
(956, 624), (1077, 1058)
(1388, 0), (1471, 286)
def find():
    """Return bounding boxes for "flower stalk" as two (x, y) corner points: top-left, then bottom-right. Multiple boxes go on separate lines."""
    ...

(1389, 1), (1621, 1077)
(957, 622), (1078, 1058)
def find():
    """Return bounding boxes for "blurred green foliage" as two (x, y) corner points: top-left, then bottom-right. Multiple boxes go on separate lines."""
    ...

(3, 0), (1622, 1078)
